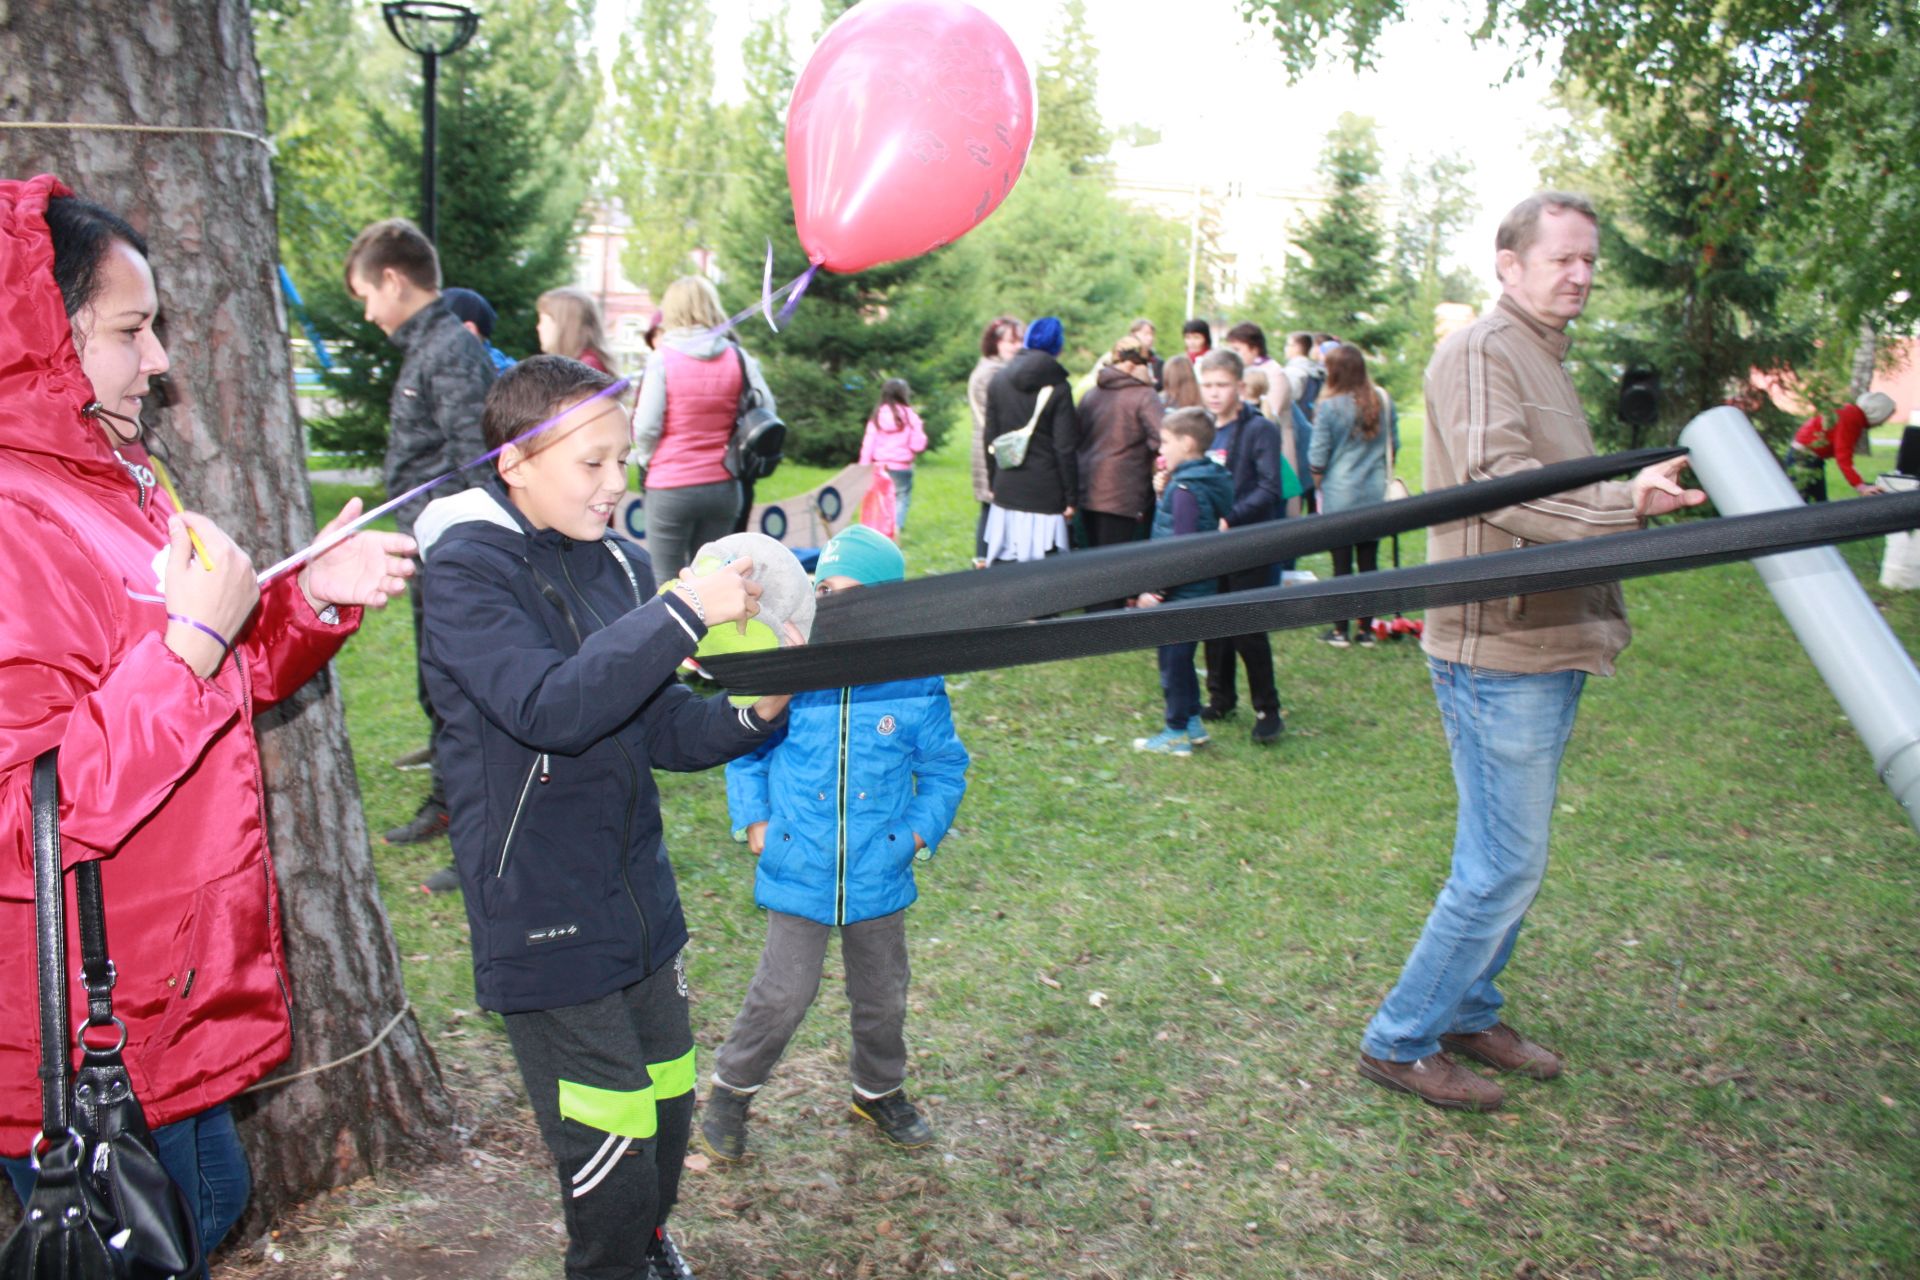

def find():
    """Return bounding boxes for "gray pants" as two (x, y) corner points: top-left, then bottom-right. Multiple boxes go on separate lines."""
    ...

(644, 479), (741, 582)
(711, 909), (909, 1098)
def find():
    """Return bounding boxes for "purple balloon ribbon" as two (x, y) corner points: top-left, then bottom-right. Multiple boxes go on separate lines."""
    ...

(257, 376), (633, 585)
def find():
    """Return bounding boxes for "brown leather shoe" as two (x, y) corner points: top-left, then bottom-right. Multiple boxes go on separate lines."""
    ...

(1357, 1051), (1504, 1111)
(1440, 1024), (1563, 1080)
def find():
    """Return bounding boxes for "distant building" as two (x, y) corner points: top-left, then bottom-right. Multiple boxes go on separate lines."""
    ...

(570, 199), (655, 372)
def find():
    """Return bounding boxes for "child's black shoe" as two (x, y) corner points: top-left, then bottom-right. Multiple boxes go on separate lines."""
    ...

(851, 1088), (935, 1149)
(698, 1085), (752, 1162)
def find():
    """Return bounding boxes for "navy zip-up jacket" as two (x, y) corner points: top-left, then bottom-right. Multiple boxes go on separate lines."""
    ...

(418, 479), (779, 1014)
(1207, 402), (1283, 527)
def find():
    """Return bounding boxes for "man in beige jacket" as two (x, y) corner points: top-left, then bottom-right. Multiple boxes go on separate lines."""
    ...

(1358, 192), (1703, 1111)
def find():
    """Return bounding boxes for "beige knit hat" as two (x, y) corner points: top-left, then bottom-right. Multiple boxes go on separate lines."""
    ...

(1858, 390), (1896, 426)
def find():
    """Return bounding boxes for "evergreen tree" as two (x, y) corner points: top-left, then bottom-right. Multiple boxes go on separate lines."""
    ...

(1035, 0), (1109, 176)
(258, 0), (598, 461)
(1282, 113), (1400, 357)
(1385, 151), (1480, 391)
(610, 0), (728, 296)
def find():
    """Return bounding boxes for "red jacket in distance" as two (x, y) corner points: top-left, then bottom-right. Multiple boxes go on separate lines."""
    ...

(0, 174), (361, 1154)
(1793, 403), (1870, 489)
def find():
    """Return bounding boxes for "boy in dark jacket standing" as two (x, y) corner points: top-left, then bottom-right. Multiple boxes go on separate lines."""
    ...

(1195, 349), (1291, 745)
(1132, 409), (1238, 756)
(702, 525), (970, 1161)
(418, 356), (791, 1280)
(344, 218), (497, 853)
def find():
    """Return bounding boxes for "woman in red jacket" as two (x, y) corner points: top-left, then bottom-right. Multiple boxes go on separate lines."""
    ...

(0, 176), (414, 1265)
(1788, 391), (1896, 502)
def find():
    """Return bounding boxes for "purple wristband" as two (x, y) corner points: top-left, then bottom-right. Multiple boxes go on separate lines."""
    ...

(166, 613), (232, 659)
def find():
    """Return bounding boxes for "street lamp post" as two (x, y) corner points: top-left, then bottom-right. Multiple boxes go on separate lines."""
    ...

(382, 1), (479, 245)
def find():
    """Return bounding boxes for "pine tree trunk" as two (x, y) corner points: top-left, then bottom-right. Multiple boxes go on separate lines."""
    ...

(0, 0), (453, 1231)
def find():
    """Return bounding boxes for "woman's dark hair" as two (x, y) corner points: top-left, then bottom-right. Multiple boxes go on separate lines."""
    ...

(45, 196), (149, 319)
(1323, 344), (1382, 438)
(979, 314), (1021, 358)
(877, 377), (912, 407)
(482, 354), (620, 454)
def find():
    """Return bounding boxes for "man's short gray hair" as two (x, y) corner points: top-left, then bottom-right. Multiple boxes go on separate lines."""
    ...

(1496, 191), (1599, 257)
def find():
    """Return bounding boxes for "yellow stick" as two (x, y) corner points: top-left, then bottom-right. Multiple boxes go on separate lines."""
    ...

(149, 457), (216, 572)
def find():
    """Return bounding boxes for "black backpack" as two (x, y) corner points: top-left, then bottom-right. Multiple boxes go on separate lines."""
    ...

(725, 344), (786, 482)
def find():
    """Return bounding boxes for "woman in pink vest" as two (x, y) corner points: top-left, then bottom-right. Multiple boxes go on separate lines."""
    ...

(632, 275), (777, 579)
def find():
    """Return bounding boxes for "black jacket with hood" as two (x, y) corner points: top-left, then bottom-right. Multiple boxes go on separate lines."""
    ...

(982, 347), (1079, 514)
(416, 477), (778, 1014)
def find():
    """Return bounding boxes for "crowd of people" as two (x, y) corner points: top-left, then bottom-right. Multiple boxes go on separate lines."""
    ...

(961, 310), (1399, 750)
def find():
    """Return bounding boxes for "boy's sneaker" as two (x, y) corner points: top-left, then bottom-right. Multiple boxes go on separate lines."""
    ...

(1320, 629), (1351, 649)
(1252, 712), (1284, 746)
(1356, 629), (1379, 648)
(1185, 716), (1210, 747)
(1199, 703), (1235, 722)
(383, 797), (449, 845)
(645, 1226), (695, 1279)
(698, 1085), (752, 1162)
(851, 1089), (935, 1149)
(419, 863), (462, 895)
(1131, 727), (1192, 756)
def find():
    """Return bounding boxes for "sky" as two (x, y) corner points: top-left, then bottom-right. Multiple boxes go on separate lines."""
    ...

(606, 0), (1568, 281)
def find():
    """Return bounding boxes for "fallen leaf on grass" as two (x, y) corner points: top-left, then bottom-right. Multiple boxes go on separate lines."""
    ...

(683, 1153), (711, 1173)
(1036, 971), (1062, 990)
(1089, 991), (1109, 1008)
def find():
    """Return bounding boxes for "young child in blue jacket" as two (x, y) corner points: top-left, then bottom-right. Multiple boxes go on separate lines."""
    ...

(418, 356), (791, 1280)
(702, 525), (970, 1159)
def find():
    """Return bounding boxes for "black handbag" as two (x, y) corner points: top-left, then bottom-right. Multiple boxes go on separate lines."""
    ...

(0, 749), (202, 1280)
(723, 344), (786, 483)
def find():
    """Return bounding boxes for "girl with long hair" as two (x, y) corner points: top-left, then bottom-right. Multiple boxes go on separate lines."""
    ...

(859, 377), (929, 533)
(1308, 344), (1398, 647)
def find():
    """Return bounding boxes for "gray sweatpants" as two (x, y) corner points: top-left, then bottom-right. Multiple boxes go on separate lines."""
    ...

(644, 479), (741, 582)
(711, 909), (909, 1099)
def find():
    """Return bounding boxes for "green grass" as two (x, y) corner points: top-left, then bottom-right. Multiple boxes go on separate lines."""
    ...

(313, 420), (1920, 1278)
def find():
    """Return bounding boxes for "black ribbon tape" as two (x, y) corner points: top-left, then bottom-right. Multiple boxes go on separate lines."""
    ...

(708, 487), (1920, 696)
(808, 446), (1686, 642)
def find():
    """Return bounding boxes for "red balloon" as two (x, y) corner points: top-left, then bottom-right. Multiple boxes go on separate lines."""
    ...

(786, 0), (1035, 274)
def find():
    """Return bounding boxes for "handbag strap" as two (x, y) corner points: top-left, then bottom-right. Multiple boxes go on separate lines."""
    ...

(74, 859), (116, 1043)
(31, 747), (71, 1141)
(1022, 384), (1055, 434)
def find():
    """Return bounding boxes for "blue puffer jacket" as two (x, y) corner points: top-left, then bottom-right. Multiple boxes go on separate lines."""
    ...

(726, 679), (970, 926)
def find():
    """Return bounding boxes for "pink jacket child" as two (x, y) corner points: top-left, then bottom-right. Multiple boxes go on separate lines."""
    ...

(858, 402), (929, 471)
(858, 380), (929, 532)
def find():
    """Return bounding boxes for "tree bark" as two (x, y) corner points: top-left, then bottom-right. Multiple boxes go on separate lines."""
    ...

(0, 0), (453, 1231)
(1849, 320), (1878, 400)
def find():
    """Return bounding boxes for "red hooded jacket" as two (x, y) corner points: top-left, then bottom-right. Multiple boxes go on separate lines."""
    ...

(0, 175), (361, 1154)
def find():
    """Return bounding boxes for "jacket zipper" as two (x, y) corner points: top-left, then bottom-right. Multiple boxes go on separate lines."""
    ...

(557, 551), (651, 966)
(495, 754), (546, 877)
(836, 687), (851, 926)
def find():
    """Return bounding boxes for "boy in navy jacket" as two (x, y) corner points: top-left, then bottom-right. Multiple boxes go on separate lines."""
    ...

(419, 356), (791, 1280)
(702, 526), (970, 1160)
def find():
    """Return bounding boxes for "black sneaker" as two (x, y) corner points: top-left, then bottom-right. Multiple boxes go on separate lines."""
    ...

(419, 863), (462, 895)
(646, 1226), (695, 1280)
(850, 1089), (935, 1149)
(1356, 629), (1379, 648)
(698, 1085), (752, 1162)
(1199, 704), (1236, 722)
(1252, 711), (1284, 746)
(1320, 628), (1350, 649)
(383, 797), (449, 845)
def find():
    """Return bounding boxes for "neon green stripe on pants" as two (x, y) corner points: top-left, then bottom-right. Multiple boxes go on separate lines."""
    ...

(556, 1048), (695, 1139)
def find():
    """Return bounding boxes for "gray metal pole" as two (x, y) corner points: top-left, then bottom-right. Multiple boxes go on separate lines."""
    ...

(1679, 406), (1920, 833)
(421, 51), (438, 244)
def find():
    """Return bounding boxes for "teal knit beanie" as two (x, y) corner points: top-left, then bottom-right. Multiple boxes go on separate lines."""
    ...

(814, 523), (905, 586)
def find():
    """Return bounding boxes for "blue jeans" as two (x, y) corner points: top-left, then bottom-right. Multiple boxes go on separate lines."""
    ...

(1158, 641), (1201, 730)
(1362, 659), (1587, 1063)
(887, 468), (914, 531)
(4, 1103), (251, 1275)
